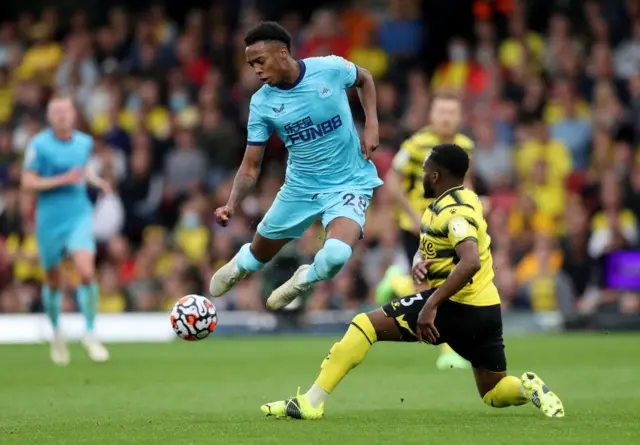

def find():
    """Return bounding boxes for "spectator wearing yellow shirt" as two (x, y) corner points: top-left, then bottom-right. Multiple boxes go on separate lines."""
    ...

(5, 221), (44, 283)
(133, 80), (172, 141)
(499, 14), (544, 73)
(544, 78), (590, 126)
(175, 199), (210, 265)
(98, 264), (127, 313)
(432, 38), (488, 96)
(515, 232), (564, 290)
(91, 95), (136, 136)
(0, 67), (13, 124)
(521, 159), (567, 222)
(515, 118), (572, 183)
(588, 173), (639, 259)
(347, 30), (389, 80)
(17, 24), (62, 86)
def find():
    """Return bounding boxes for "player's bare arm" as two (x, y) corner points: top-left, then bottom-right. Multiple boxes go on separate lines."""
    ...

(215, 144), (265, 227)
(353, 66), (378, 160)
(416, 239), (481, 344)
(21, 168), (82, 192)
(84, 165), (112, 195)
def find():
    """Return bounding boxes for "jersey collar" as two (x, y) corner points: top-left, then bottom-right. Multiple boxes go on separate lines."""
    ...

(433, 185), (464, 207)
(275, 60), (306, 90)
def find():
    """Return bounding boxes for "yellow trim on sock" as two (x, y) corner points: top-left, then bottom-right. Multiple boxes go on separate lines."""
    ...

(351, 312), (378, 344)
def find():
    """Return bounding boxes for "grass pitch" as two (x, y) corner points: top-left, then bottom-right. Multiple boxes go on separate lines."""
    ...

(0, 334), (638, 444)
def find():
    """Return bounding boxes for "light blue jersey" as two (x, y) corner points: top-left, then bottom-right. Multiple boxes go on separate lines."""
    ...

(248, 56), (382, 240)
(247, 56), (383, 195)
(23, 129), (95, 269)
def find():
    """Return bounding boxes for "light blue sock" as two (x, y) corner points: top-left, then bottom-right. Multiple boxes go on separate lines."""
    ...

(42, 286), (62, 330)
(305, 238), (352, 284)
(77, 282), (99, 332)
(236, 243), (266, 273)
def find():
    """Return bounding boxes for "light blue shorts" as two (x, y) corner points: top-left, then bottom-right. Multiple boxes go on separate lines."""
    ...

(36, 216), (96, 270)
(257, 188), (374, 240)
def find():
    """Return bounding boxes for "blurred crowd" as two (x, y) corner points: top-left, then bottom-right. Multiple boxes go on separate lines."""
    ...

(0, 0), (638, 317)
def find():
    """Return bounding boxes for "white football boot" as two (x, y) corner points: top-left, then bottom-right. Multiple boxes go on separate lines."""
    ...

(266, 265), (312, 311)
(82, 333), (109, 363)
(50, 331), (70, 366)
(209, 253), (247, 298)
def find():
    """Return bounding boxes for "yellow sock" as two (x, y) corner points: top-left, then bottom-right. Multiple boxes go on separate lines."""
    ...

(441, 343), (454, 354)
(482, 376), (529, 408)
(315, 313), (377, 393)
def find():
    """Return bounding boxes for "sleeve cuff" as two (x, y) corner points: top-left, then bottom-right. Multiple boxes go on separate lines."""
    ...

(349, 65), (360, 88)
(247, 140), (267, 146)
(454, 237), (478, 248)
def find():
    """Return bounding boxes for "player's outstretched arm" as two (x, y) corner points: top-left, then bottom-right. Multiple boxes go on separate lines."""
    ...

(21, 169), (82, 192)
(353, 66), (379, 160)
(215, 144), (265, 227)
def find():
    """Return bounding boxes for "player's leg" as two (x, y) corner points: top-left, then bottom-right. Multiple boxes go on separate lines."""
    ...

(261, 290), (428, 419)
(68, 221), (109, 363)
(260, 308), (401, 419)
(473, 363), (564, 417)
(451, 305), (564, 417)
(266, 190), (372, 310)
(380, 229), (469, 369)
(209, 192), (320, 298)
(37, 236), (69, 366)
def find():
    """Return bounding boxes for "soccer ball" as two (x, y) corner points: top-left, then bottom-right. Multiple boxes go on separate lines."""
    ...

(170, 295), (218, 341)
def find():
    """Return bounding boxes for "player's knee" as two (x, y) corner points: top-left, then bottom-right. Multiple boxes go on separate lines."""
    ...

(315, 238), (352, 279)
(45, 269), (62, 289)
(76, 264), (95, 285)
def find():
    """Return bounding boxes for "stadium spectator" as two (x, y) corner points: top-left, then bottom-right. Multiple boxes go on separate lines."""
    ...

(0, 0), (637, 322)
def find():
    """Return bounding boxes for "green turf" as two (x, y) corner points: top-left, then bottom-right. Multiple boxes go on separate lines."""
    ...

(0, 334), (639, 444)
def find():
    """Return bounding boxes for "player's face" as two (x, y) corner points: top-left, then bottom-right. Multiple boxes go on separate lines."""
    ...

(246, 41), (289, 86)
(47, 99), (76, 131)
(422, 158), (439, 198)
(430, 99), (461, 137)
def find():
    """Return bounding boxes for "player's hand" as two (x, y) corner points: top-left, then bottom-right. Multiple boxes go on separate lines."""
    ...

(412, 260), (432, 284)
(361, 121), (379, 161)
(97, 179), (112, 195)
(416, 302), (439, 344)
(61, 169), (83, 185)
(215, 205), (234, 227)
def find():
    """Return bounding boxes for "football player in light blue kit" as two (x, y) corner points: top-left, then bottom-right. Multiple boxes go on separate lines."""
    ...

(209, 22), (382, 310)
(21, 96), (110, 365)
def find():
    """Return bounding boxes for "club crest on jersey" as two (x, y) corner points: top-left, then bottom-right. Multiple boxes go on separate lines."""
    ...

(318, 83), (333, 98)
(272, 103), (285, 115)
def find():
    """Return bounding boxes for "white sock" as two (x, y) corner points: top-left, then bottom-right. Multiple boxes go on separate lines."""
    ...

(304, 384), (329, 409)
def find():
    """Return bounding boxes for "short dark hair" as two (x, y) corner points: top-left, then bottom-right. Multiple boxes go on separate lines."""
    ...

(244, 21), (292, 52)
(429, 143), (469, 179)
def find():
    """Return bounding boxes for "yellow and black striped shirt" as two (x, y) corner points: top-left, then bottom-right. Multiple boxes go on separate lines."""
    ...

(419, 186), (499, 306)
(392, 127), (474, 232)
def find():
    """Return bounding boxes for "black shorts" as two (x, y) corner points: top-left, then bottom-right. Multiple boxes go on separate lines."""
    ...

(381, 289), (506, 372)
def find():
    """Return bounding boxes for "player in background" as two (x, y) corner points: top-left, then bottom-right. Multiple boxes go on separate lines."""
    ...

(380, 93), (474, 370)
(21, 96), (110, 365)
(261, 144), (564, 420)
(209, 22), (382, 308)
